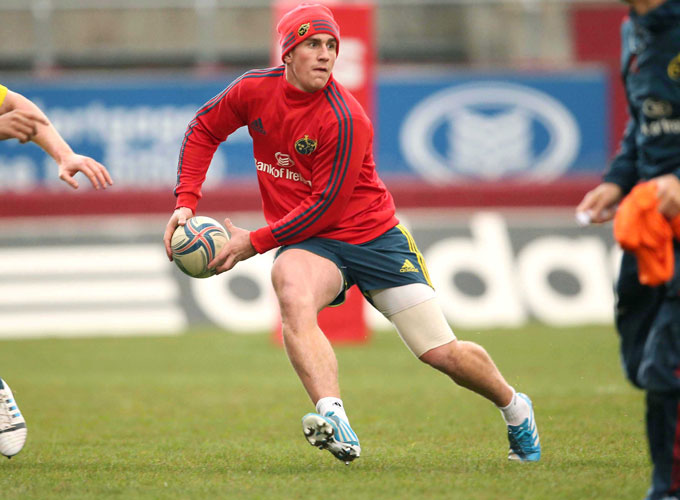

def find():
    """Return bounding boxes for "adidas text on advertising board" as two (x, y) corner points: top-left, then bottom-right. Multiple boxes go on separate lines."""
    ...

(0, 212), (619, 338)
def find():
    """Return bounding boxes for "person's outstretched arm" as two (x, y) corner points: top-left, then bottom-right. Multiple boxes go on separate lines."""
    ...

(0, 87), (113, 190)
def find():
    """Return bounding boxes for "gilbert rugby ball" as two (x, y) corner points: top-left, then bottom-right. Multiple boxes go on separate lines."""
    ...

(171, 216), (229, 278)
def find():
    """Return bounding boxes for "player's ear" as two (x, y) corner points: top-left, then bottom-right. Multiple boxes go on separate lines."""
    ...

(283, 51), (293, 65)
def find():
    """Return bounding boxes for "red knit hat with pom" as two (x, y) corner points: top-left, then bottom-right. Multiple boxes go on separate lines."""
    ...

(277, 3), (340, 61)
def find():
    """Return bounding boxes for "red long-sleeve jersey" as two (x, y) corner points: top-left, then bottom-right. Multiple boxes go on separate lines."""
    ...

(174, 66), (398, 254)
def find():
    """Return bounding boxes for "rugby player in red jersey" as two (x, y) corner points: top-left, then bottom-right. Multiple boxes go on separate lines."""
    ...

(164, 3), (540, 464)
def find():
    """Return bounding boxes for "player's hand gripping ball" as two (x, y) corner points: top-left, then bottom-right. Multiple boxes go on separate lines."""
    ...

(171, 216), (229, 278)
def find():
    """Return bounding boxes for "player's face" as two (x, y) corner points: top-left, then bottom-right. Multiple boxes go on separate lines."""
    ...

(284, 34), (337, 93)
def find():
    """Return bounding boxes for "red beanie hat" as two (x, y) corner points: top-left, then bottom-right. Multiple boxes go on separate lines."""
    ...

(277, 3), (340, 61)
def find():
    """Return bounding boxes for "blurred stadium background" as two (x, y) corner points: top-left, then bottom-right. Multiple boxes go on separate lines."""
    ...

(0, 0), (628, 339)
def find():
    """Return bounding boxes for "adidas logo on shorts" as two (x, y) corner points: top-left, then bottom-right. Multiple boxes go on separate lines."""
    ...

(400, 259), (419, 273)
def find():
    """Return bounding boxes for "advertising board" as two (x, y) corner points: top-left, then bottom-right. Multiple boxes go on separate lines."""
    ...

(0, 210), (617, 338)
(0, 70), (607, 191)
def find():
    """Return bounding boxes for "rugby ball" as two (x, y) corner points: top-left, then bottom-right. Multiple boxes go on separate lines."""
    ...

(171, 216), (229, 278)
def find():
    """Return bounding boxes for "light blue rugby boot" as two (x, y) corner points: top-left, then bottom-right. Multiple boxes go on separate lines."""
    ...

(301, 411), (361, 464)
(506, 393), (541, 462)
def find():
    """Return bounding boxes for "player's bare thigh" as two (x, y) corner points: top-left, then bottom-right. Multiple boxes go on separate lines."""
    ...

(271, 248), (344, 313)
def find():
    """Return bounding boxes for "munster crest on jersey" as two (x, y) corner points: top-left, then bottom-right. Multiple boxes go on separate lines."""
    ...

(298, 23), (310, 37)
(295, 135), (317, 155)
(668, 53), (680, 81)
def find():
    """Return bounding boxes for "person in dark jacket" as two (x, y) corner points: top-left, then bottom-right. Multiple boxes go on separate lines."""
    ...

(577, 0), (680, 498)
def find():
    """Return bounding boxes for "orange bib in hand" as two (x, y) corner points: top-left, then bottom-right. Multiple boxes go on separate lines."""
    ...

(614, 181), (680, 286)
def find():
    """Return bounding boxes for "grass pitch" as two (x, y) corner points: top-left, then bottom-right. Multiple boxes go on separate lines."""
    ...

(0, 324), (647, 499)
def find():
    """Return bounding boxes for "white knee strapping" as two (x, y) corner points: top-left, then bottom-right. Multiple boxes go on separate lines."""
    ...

(384, 297), (456, 358)
(371, 284), (456, 358)
(368, 283), (436, 317)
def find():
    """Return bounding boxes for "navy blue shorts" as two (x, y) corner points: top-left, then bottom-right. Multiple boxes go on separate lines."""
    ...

(275, 224), (433, 306)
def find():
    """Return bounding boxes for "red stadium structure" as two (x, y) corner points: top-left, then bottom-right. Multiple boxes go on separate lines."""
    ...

(570, 3), (628, 155)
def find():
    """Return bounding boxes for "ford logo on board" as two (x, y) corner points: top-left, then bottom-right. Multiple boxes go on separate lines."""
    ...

(399, 82), (580, 182)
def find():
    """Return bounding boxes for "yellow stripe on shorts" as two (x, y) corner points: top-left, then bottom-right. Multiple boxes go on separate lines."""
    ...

(0, 85), (7, 107)
(396, 224), (433, 288)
